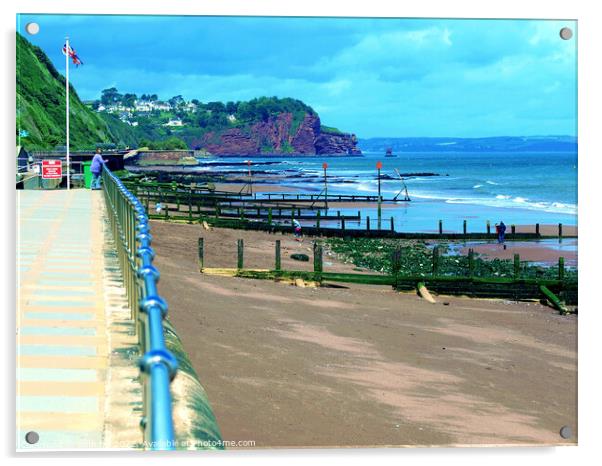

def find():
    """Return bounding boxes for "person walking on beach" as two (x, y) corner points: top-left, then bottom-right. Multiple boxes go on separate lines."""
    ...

(90, 148), (107, 190)
(498, 220), (507, 244)
(293, 219), (302, 241)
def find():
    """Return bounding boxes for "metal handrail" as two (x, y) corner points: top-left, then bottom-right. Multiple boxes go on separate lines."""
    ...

(101, 165), (178, 450)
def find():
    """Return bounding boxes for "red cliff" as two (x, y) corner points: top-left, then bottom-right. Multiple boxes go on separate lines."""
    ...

(190, 112), (360, 156)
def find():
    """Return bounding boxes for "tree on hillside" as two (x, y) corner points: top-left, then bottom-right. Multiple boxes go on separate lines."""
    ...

(122, 93), (137, 108)
(101, 87), (122, 106)
(226, 101), (238, 114)
(207, 101), (226, 114)
(168, 95), (185, 108)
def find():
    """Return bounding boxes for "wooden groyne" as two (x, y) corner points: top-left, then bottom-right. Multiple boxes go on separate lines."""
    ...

(198, 238), (577, 311)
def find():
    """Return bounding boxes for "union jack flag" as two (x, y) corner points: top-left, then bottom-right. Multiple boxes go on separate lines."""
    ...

(62, 43), (83, 67)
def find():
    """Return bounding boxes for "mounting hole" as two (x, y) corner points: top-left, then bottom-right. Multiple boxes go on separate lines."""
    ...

(559, 27), (573, 40)
(25, 22), (40, 35)
(25, 431), (39, 444)
(559, 425), (572, 439)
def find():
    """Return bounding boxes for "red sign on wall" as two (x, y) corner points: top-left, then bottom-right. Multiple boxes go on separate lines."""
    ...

(42, 160), (62, 179)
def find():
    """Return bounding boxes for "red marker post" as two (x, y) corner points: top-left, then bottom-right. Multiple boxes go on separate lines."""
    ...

(42, 160), (62, 180)
(322, 162), (328, 210)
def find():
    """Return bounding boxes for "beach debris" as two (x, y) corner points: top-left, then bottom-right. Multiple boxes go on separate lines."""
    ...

(202, 220), (212, 230)
(294, 278), (306, 288)
(416, 281), (437, 304)
(290, 253), (309, 262)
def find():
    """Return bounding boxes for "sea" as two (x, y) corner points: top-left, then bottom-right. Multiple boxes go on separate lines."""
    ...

(193, 151), (578, 233)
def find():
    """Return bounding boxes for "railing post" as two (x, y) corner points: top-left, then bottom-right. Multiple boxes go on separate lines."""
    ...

(341, 217), (346, 232)
(237, 239), (244, 270)
(390, 216), (395, 232)
(438, 219), (443, 235)
(198, 237), (204, 272)
(511, 224), (516, 236)
(559, 223), (563, 239)
(536, 223), (540, 236)
(432, 246), (439, 276)
(268, 207), (273, 225)
(316, 210), (321, 230)
(486, 220), (491, 235)
(366, 216), (370, 232)
(514, 253), (520, 280)
(463, 219), (467, 236)
(275, 240), (281, 271)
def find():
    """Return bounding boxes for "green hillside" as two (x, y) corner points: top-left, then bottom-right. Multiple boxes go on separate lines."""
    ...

(16, 33), (137, 150)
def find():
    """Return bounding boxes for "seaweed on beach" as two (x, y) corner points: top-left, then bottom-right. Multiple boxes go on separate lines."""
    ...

(324, 238), (577, 282)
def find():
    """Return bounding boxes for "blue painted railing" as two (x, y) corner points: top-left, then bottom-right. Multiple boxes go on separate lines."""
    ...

(102, 166), (178, 450)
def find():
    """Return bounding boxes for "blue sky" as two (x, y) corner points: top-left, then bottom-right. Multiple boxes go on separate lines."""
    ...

(17, 15), (577, 138)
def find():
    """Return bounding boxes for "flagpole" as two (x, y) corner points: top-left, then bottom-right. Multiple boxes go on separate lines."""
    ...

(65, 36), (70, 190)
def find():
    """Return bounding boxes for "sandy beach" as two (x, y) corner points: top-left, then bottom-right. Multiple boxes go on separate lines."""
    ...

(151, 221), (577, 448)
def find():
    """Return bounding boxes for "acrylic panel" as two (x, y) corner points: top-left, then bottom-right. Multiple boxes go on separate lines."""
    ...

(16, 14), (577, 451)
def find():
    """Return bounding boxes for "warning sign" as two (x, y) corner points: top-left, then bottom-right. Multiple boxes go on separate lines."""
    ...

(42, 160), (62, 179)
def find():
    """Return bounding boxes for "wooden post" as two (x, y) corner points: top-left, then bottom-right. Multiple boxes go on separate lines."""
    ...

(391, 247), (401, 286)
(432, 246), (439, 276)
(390, 216), (395, 232)
(486, 220), (491, 235)
(198, 238), (204, 272)
(514, 253), (520, 280)
(275, 240), (281, 271)
(366, 216), (371, 231)
(463, 219), (467, 236)
(536, 223), (540, 236)
(313, 242), (323, 273)
(558, 257), (565, 281)
(237, 239), (244, 270)
(468, 248), (475, 277)
(559, 223), (563, 239)
(438, 220), (443, 235)
(268, 207), (273, 225)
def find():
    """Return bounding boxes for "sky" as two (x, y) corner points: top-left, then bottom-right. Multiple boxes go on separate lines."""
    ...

(17, 14), (577, 138)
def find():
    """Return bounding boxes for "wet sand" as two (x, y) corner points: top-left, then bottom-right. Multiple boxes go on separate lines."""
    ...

(151, 221), (577, 448)
(515, 224), (578, 236)
(214, 183), (300, 194)
(460, 239), (578, 266)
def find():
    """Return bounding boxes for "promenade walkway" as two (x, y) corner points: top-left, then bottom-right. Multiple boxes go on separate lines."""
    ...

(17, 189), (142, 450)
